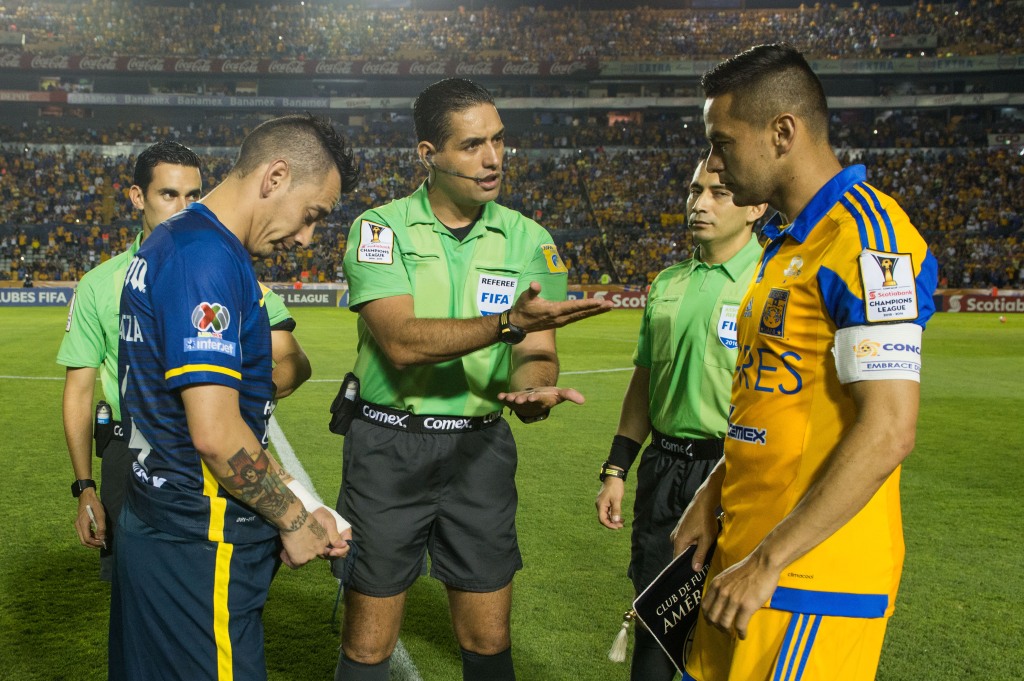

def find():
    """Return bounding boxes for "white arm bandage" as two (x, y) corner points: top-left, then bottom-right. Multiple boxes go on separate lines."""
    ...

(832, 323), (923, 384)
(286, 479), (352, 534)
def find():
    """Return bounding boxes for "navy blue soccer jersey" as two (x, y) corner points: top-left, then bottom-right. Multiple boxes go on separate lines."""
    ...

(118, 203), (277, 544)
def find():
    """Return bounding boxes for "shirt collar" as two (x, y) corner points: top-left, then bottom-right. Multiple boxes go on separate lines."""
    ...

(762, 165), (866, 243)
(407, 182), (508, 238)
(690, 232), (762, 282)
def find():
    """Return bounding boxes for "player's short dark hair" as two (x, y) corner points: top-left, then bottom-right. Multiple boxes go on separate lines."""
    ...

(413, 78), (495, 151)
(232, 113), (359, 194)
(132, 140), (202, 193)
(701, 43), (829, 141)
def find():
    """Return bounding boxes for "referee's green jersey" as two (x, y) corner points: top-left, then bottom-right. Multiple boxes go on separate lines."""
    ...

(57, 234), (142, 420)
(343, 183), (569, 416)
(634, 234), (761, 439)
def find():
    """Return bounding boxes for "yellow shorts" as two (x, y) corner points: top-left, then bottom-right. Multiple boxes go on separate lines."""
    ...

(682, 607), (889, 681)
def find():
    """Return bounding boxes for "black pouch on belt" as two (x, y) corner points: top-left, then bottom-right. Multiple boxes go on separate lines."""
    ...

(329, 372), (360, 436)
(94, 401), (114, 457)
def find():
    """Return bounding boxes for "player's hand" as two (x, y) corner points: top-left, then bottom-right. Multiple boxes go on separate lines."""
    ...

(511, 282), (613, 332)
(700, 549), (781, 640)
(497, 386), (584, 418)
(595, 476), (626, 529)
(74, 490), (106, 549)
(670, 491), (719, 572)
(279, 509), (333, 569)
(311, 506), (352, 559)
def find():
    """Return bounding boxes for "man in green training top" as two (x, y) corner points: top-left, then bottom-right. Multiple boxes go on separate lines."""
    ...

(332, 78), (611, 681)
(595, 158), (766, 680)
(58, 141), (311, 581)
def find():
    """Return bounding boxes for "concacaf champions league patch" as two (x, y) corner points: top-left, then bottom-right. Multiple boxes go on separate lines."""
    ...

(859, 249), (918, 323)
(357, 220), (394, 264)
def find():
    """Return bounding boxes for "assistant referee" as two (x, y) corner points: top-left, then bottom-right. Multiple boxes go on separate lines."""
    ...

(596, 158), (766, 680)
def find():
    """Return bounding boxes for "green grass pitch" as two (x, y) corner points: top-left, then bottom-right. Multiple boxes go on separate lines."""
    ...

(0, 307), (1021, 680)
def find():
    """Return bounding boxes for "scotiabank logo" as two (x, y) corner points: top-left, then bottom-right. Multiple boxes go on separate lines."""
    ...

(593, 291), (647, 309)
(947, 294), (1024, 313)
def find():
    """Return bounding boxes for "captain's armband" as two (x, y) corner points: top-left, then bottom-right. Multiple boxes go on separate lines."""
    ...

(832, 323), (923, 384)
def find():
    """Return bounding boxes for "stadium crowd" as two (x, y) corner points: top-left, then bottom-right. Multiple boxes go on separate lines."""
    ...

(2, 141), (1020, 289)
(2, 0), (1022, 61)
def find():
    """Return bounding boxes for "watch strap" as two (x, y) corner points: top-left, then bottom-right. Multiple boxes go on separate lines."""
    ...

(71, 479), (97, 498)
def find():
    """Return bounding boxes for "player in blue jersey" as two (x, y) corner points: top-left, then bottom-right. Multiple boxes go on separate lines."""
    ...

(113, 114), (360, 681)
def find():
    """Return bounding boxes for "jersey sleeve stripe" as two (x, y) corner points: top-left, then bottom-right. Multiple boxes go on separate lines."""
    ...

(838, 195), (872, 250)
(845, 188), (885, 251)
(850, 185), (889, 252)
(859, 183), (899, 252)
(165, 364), (243, 381)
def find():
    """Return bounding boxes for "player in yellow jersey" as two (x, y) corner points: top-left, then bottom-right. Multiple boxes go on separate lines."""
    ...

(671, 44), (938, 681)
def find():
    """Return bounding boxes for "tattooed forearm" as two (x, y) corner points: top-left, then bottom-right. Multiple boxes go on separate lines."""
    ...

(280, 507), (310, 533)
(223, 447), (299, 524)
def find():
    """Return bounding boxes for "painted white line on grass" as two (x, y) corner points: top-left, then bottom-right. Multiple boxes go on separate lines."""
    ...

(0, 374), (64, 380)
(267, 414), (320, 500)
(268, 415), (423, 681)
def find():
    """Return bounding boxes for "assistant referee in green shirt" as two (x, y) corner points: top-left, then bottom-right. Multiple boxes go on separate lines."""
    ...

(596, 159), (767, 680)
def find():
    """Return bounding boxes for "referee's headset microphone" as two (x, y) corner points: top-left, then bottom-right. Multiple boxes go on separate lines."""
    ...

(420, 153), (500, 182)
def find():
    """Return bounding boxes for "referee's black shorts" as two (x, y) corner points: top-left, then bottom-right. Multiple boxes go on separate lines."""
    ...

(335, 417), (522, 596)
(628, 443), (721, 593)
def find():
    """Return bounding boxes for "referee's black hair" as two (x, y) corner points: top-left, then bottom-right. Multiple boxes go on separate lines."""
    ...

(413, 78), (496, 151)
(132, 140), (202, 193)
(233, 113), (359, 194)
(701, 43), (829, 142)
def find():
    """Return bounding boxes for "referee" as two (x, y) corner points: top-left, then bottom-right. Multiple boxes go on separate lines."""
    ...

(334, 78), (611, 681)
(58, 141), (203, 581)
(596, 158), (766, 680)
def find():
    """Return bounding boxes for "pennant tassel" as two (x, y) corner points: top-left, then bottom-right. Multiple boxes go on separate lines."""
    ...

(608, 609), (635, 663)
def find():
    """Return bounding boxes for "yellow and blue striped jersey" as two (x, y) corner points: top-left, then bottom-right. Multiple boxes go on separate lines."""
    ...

(720, 165), (938, 618)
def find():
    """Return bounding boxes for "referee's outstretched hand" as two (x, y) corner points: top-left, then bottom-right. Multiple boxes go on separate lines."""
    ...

(497, 385), (585, 415)
(510, 281), (613, 331)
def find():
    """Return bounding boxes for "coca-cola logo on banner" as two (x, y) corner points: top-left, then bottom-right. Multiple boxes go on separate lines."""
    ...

(268, 60), (307, 74)
(31, 55), (70, 70)
(127, 57), (166, 71)
(79, 56), (118, 71)
(0, 52), (22, 68)
(501, 62), (540, 76)
(455, 62), (494, 76)
(174, 58), (212, 73)
(549, 61), (589, 75)
(313, 61), (354, 75)
(221, 59), (259, 74)
(409, 61), (449, 76)
(361, 61), (400, 75)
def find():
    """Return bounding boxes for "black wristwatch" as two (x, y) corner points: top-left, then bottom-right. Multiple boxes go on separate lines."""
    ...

(71, 479), (97, 498)
(497, 309), (527, 345)
(598, 462), (627, 483)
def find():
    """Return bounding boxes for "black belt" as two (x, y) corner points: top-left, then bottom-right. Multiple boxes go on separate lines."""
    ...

(650, 429), (723, 460)
(355, 400), (502, 434)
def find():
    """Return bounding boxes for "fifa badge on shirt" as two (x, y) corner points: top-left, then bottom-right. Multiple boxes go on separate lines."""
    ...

(357, 220), (394, 264)
(478, 274), (518, 316)
(859, 249), (918, 323)
(759, 288), (789, 338)
(541, 243), (568, 273)
(717, 304), (740, 349)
